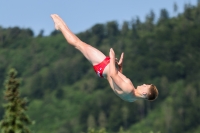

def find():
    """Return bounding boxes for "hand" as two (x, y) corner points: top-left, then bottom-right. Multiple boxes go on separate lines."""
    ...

(116, 52), (124, 66)
(109, 48), (115, 59)
(109, 48), (117, 76)
(115, 52), (124, 73)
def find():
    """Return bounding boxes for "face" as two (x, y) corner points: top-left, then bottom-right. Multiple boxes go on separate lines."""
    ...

(136, 84), (151, 97)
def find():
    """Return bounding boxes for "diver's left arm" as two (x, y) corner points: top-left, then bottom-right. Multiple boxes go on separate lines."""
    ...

(109, 48), (134, 93)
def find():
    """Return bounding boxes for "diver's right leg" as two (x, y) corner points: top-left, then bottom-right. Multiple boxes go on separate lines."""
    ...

(51, 14), (106, 65)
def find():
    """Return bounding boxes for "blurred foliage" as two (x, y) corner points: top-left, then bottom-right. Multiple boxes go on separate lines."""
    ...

(0, 2), (200, 133)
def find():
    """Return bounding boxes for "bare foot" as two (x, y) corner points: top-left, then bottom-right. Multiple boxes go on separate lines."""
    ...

(51, 14), (62, 30)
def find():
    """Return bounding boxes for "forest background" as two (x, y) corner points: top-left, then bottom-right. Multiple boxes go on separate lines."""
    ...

(0, 2), (200, 133)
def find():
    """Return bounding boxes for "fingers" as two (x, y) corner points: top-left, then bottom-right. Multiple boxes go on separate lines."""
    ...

(118, 52), (124, 64)
(110, 48), (114, 53)
(109, 48), (115, 59)
(109, 49), (124, 64)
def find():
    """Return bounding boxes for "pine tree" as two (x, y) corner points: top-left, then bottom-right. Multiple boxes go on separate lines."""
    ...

(173, 2), (178, 15)
(0, 68), (32, 133)
(158, 9), (170, 23)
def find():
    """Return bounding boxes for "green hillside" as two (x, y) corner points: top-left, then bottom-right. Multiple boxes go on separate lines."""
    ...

(1, 3), (200, 133)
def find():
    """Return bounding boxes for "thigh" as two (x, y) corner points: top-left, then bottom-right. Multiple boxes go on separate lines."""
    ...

(77, 42), (106, 65)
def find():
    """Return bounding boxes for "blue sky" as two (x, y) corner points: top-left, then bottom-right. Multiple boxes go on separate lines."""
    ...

(0, 0), (198, 36)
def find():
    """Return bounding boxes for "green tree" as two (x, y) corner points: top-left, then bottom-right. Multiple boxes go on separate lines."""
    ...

(145, 10), (155, 31)
(0, 68), (32, 133)
(105, 21), (119, 36)
(121, 21), (129, 36)
(87, 128), (107, 133)
(158, 9), (169, 24)
(173, 2), (178, 15)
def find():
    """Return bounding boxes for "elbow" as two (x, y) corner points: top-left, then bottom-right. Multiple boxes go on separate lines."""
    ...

(109, 71), (118, 78)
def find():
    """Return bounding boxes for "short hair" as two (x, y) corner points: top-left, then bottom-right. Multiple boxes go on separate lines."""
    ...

(147, 84), (158, 101)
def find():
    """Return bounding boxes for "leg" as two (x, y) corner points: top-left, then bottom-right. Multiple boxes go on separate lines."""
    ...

(51, 14), (106, 65)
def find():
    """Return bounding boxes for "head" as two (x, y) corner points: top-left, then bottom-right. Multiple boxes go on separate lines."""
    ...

(136, 84), (158, 101)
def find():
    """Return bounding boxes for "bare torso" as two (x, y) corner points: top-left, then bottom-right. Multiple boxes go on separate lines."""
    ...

(103, 65), (137, 102)
(51, 14), (139, 102)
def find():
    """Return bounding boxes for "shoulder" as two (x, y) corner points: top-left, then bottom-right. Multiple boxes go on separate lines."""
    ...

(124, 78), (132, 84)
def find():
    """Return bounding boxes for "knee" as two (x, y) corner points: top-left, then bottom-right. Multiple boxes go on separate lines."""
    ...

(67, 37), (79, 45)
(74, 40), (85, 50)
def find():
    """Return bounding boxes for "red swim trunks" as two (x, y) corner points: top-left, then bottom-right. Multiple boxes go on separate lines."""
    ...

(93, 57), (110, 78)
